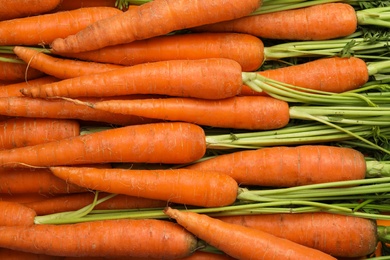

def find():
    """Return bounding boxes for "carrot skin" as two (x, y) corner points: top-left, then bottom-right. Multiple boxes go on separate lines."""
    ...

(52, 0), (118, 12)
(191, 3), (357, 40)
(56, 32), (265, 72)
(0, 97), (158, 126)
(20, 58), (243, 100)
(0, 0), (61, 21)
(217, 213), (378, 257)
(13, 46), (124, 79)
(0, 76), (59, 97)
(0, 7), (122, 45)
(0, 248), (59, 260)
(164, 207), (337, 260)
(50, 167), (238, 207)
(51, 0), (262, 53)
(185, 145), (367, 187)
(240, 57), (369, 96)
(0, 193), (56, 204)
(0, 54), (45, 82)
(0, 168), (87, 194)
(92, 96), (290, 130)
(24, 192), (167, 215)
(0, 219), (198, 258)
(0, 118), (80, 150)
(0, 201), (37, 226)
(0, 122), (206, 167)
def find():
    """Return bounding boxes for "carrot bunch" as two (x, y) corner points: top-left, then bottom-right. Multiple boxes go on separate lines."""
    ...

(0, 0), (389, 259)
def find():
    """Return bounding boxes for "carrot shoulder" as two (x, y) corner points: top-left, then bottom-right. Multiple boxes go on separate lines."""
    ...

(13, 46), (123, 79)
(164, 207), (337, 260)
(0, 201), (37, 226)
(0, 219), (198, 258)
(0, 7), (122, 45)
(20, 58), (243, 100)
(191, 3), (357, 40)
(185, 145), (367, 187)
(50, 0), (262, 53)
(91, 96), (290, 130)
(0, 122), (206, 167)
(50, 167), (238, 207)
(217, 212), (378, 258)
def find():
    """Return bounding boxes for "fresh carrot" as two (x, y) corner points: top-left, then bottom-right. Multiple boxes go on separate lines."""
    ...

(0, 96), (158, 126)
(50, 0), (262, 53)
(240, 56), (370, 95)
(63, 252), (235, 260)
(55, 32), (265, 72)
(0, 193), (55, 204)
(191, 3), (357, 40)
(0, 122), (206, 167)
(13, 46), (124, 79)
(0, 248), (59, 260)
(91, 96), (290, 130)
(216, 212), (378, 258)
(50, 167), (238, 207)
(164, 207), (337, 259)
(0, 76), (59, 97)
(20, 58), (243, 99)
(0, 118), (80, 150)
(25, 192), (167, 215)
(0, 168), (87, 194)
(0, 219), (198, 258)
(185, 145), (367, 187)
(0, 54), (45, 82)
(0, 0), (61, 21)
(51, 0), (118, 12)
(0, 7), (122, 46)
(0, 201), (37, 226)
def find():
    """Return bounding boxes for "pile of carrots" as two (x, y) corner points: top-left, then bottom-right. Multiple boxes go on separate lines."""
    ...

(0, 0), (390, 259)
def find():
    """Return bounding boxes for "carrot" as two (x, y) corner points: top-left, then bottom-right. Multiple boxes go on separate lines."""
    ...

(0, 54), (45, 82)
(91, 96), (290, 130)
(55, 32), (265, 72)
(0, 248), (59, 260)
(0, 193), (57, 204)
(0, 168), (87, 194)
(0, 201), (37, 226)
(0, 96), (158, 126)
(185, 145), (367, 187)
(0, 122), (206, 167)
(216, 212), (378, 258)
(0, 7), (122, 46)
(24, 192), (167, 215)
(0, 219), (198, 258)
(50, 166), (238, 207)
(0, 76), (59, 97)
(13, 46), (124, 79)
(51, 0), (118, 12)
(164, 207), (337, 259)
(191, 3), (357, 40)
(20, 58), (243, 100)
(0, 118), (80, 150)
(50, 0), (262, 53)
(240, 56), (370, 96)
(0, 0), (61, 21)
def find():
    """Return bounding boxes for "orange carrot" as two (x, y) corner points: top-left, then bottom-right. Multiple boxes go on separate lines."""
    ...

(0, 248), (59, 260)
(51, 0), (118, 12)
(217, 213), (378, 258)
(0, 168), (87, 194)
(240, 56), (370, 96)
(20, 58), (243, 99)
(0, 7), (122, 46)
(0, 0), (61, 21)
(0, 193), (56, 204)
(164, 207), (337, 259)
(0, 118), (80, 150)
(0, 201), (37, 226)
(0, 96), (158, 125)
(0, 54), (45, 82)
(0, 219), (198, 258)
(50, 167), (238, 207)
(0, 122), (206, 167)
(185, 145), (367, 187)
(0, 76), (59, 97)
(25, 192), (167, 215)
(56, 32), (265, 72)
(50, 0), (262, 53)
(191, 3), (357, 40)
(13, 46), (124, 79)
(91, 95), (290, 130)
